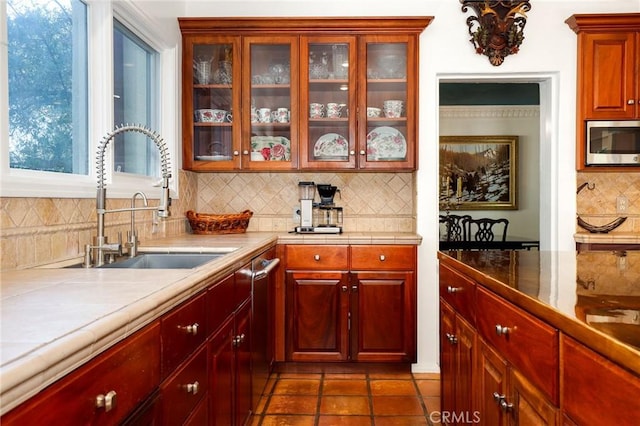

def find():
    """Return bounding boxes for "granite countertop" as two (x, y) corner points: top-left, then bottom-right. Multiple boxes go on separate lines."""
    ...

(438, 249), (640, 376)
(0, 231), (422, 415)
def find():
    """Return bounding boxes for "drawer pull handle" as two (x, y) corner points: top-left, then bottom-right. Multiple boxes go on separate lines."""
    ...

(180, 323), (199, 335)
(445, 332), (457, 344)
(314, 254), (320, 261)
(447, 286), (462, 294)
(379, 254), (386, 261)
(495, 324), (511, 337)
(186, 381), (200, 395)
(95, 390), (117, 412)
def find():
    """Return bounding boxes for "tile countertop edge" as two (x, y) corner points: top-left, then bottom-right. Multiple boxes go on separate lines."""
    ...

(437, 251), (640, 378)
(0, 231), (421, 416)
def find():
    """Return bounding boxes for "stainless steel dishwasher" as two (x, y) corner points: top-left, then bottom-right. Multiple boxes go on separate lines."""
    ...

(251, 247), (279, 412)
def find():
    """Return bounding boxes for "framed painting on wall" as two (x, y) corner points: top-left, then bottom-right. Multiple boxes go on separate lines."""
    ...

(439, 135), (518, 210)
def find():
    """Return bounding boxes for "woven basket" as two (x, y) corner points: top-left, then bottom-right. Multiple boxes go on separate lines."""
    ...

(186, 210), (253, 234)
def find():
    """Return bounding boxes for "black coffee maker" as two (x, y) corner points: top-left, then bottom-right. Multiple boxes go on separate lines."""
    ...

(315, 184), (343, 233)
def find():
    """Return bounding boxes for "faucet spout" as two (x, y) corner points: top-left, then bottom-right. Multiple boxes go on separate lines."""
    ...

(127, 192), (148, 258)
(85, 124), (173, 268)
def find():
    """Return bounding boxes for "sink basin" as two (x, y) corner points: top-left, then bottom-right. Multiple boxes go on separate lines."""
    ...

(100, 253), (224, 269)
(65, 252), (230, 269)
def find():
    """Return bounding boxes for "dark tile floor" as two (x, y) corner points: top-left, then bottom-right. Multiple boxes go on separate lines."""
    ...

(250, 372), (441, 426)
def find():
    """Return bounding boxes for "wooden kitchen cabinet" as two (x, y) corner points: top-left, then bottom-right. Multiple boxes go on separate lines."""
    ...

(439, 263), (477, 426)
(440, 300), (476, 426)
(1, 322), (161, 426)
(284, 244), (416, 363)
(566, 13), (640, 170)
(561, 334), (640, 426)
(178, 17), (431, 172)
(207, 269), (254, 426)
(439, 264), (561, 425)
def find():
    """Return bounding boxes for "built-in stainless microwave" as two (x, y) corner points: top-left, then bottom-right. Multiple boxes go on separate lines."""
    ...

(586, 121), (640, 166)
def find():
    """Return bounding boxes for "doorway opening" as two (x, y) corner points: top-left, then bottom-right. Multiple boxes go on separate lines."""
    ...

(438, 74), (559, 251)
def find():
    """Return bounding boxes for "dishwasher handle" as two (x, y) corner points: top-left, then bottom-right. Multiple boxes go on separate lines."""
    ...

(253, 258), (280, 281)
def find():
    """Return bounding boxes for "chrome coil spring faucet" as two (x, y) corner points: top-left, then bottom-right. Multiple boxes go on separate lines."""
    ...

(85, 124), (172, 267)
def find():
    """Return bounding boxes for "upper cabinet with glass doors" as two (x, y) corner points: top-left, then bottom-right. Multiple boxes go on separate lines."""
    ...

(179, 17), (433, 172)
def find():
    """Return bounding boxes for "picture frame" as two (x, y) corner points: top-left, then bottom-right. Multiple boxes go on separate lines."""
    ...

(439, 135), (518, 210)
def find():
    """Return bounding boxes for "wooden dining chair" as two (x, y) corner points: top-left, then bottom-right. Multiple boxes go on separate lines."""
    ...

(463, 217), (509, 242)
(440, 214), (472, 242)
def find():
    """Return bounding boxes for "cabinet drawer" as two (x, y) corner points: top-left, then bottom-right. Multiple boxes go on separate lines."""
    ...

(561, 335), (640, 426)
(161, 292), (207, 378)
(476, 287), (559, 403)
(439, 264), (476, 325)
(286, 245), (348, 270)
(160, 344), (208, 426)
(2, 322), (160, 426)
(351, 245), (416, 270)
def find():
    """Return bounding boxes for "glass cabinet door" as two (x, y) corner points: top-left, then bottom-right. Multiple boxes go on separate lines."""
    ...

(243, 36), (298, 170)
(359, 36), (415, 169)
(188, 37), (241, 171)
(300, 37), (357, 169)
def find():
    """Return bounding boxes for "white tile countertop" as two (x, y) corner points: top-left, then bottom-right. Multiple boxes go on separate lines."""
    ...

(0, 231), (422, 415)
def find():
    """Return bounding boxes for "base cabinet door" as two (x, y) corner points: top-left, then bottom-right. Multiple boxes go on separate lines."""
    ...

(209, 316), (235, 426)
(234, 301), (252, 426)
(286, 270), (350, 361)
(510, 368), (558, 426)
(475, 338), (508, 426)
(439, 300), (476, 426)
(351, 271), (416, 362)
(561, 335), (640, 426)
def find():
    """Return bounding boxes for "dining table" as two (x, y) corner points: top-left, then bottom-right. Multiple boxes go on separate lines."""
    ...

(439, 236), (540, 251)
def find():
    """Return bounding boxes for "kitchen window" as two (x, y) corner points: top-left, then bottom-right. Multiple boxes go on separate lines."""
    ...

(5, 0), (88, 175)
(0, 1), (178, 198)
(113, 19), (159, 178)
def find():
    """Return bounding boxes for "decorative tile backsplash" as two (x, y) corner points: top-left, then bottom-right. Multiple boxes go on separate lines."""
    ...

(0, 170), (415, 270)
(0, 170), (197, 270)
(576, 172), (640, 233)
(195, 172), (416, 233)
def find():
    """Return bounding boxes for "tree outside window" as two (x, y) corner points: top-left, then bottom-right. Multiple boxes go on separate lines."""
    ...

(7, 0), (88, 174)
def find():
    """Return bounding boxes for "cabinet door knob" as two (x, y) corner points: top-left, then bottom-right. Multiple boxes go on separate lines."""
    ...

(351, 285), (358, 292)
(185, 381), (200, 395)
(233, 333), (246, 347)
(314, 254), (320, 261)
(446, 286), (462, 294)
(495, 324), (511, 337)
(181, 323), (199, 335)
(243, 150), (249, 155)
(493, 392), (505, 403)
(359, 150), (366, 155)
(379, 254), (386, 261)
(233, 150), (240, 156)
(500, 399), (514, 412)
(342, 285), (348, 292)
(445, 332), (457, 344)
(95, 390), (117, 412)
(349, 150), (356, 155)
(627, 99), (635, 105)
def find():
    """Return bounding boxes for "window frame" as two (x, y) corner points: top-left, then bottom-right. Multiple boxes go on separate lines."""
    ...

(0, 0), (180, 200)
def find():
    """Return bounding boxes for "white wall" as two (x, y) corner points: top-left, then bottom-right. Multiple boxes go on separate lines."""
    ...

(142, 0), (640, 372)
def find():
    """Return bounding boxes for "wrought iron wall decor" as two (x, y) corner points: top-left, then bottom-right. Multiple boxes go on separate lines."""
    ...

(460, 1), (532, 66)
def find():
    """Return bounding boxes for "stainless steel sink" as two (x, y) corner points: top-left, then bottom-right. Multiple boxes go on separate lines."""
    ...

(65, 252), (231, 269)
